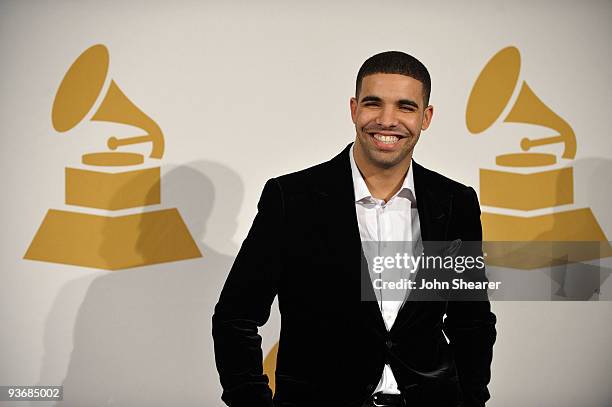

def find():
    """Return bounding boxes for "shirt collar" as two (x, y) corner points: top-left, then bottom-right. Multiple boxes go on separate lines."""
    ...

(349, 144), (416, 204)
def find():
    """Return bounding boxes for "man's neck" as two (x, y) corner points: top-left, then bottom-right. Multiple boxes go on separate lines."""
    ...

(353, 145), (412, 203)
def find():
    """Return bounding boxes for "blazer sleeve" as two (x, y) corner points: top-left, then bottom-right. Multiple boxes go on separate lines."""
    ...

(443, 187), (497, 407)
(212, 178), (284, 407)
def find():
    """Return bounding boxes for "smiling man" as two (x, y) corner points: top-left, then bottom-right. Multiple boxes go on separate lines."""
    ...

(213, 51), (497, 407)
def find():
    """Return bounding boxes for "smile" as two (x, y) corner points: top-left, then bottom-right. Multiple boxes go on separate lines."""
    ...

(372, 134), (399, 144)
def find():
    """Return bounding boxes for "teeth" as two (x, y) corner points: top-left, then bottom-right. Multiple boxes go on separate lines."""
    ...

(373, 134), (399, 144)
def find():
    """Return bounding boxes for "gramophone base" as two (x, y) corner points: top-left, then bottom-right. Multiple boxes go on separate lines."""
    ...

(24, 208), (201, 270)
(480, 167), (573, 210)
(482, 207), (612, 269)
(65, 166), (160, 210)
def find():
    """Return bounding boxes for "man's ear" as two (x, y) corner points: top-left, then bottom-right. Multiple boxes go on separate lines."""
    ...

(421, 105), (434, 130)
(350, 97), (358, 124)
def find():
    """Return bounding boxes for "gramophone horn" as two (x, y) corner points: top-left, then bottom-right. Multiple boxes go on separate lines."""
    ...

(466, 46), (576, 159)
(51, 44), (164, 159)
(51, 44), (109, 132)
(466, 46), (521, 135)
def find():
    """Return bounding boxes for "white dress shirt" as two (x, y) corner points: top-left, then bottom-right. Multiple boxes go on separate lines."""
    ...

(349, 145), (422, 395)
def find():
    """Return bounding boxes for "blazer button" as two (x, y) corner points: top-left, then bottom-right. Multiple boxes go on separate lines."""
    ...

(386, 340), (394, 349)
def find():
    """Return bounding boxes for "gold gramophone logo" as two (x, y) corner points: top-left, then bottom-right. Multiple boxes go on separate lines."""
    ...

(466, 46), (611, 269)
(24, 44), (202, 270)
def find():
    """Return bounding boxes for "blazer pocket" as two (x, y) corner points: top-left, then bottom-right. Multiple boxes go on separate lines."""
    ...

(443, 238), (463, 257)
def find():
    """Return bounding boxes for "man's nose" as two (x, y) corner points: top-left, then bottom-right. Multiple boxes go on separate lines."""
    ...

(375, 107), (398, 127)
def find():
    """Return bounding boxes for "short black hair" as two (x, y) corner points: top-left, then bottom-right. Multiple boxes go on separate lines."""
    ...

(355, 51), (431, 106)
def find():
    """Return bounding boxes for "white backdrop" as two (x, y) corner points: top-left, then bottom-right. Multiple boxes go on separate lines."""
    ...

(1, 1), (611, 406)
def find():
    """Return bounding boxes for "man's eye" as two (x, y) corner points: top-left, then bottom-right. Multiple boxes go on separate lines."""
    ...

(399, 105), (416, 112)
(363, 102), (379, 107)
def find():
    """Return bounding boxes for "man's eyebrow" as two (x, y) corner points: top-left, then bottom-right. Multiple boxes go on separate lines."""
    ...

(359, 96), (420, 109)
(398, 99), (419, 109)
(359, 95), (382, 103)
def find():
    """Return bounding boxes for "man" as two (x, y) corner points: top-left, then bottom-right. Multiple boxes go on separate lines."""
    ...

(213, 51), (497, 407)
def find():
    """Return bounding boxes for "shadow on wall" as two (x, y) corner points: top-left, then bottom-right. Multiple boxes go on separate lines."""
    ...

(573, 157), (612, 235)
(38, 161), (243, 406)
(547, 157), (612, 300)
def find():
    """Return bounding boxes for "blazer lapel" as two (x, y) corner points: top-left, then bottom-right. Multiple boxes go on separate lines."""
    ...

(412, 160), (448, 243)
(319, 143), (387, 334)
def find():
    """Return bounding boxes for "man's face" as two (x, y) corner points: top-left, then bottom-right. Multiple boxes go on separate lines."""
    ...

(350, 73), (433, 169)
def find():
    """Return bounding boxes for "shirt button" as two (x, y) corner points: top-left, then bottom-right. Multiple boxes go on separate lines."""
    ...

(386, 340), (394, 349)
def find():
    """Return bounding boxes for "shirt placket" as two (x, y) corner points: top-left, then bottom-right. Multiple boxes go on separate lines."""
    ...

(376, 201), (394, 330)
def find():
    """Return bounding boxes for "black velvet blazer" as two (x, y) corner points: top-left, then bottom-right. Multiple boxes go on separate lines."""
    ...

(213, 143), (496, 407)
